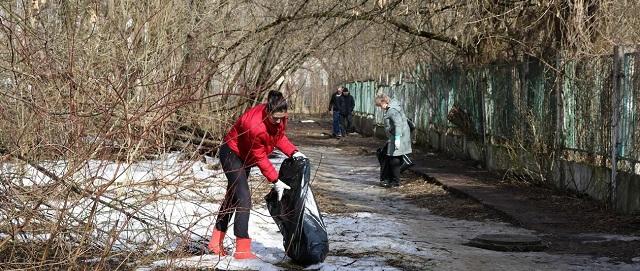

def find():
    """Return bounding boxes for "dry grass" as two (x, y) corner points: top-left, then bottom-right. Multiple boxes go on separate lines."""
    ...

(397, 173), (509, 222)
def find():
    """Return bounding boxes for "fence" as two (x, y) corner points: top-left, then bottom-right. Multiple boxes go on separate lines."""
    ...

(345, 46), (640, 212)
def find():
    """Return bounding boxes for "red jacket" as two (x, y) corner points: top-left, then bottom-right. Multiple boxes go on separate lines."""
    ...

(224, 104), (298, 182)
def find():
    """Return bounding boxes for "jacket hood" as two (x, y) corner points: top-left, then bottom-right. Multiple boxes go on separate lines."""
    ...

(388, 99), (402, 111)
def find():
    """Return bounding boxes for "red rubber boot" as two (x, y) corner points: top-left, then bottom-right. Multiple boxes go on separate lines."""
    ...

(233, 238), (257, 259)
(207, 229), (227, 256)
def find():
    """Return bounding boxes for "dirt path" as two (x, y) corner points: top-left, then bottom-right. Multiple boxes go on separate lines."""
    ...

(288, 117), (640, 270)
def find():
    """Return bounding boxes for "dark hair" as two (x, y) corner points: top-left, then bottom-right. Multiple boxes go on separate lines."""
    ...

(266, 90), (288, 113)
(342, 87), (349, 92)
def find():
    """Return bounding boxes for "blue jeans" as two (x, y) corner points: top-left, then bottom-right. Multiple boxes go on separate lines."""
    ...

(332, 111), (343, 136)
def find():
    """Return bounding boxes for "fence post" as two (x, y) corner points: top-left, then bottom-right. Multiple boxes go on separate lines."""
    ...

(521, 60), (529, 142)
(554, 56), (565, 189)
(479, 68), (488, 167)
(610, 45), (624, 209)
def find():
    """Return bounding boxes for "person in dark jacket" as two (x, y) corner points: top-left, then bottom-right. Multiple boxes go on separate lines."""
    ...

(340, 87), (355, 134)
(375, 93), (412, 188)
(328, 87), (344, 138)
(208, 90), (307, 259)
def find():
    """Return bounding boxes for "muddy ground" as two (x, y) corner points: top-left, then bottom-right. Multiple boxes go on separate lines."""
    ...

(287, 115), (640, 268)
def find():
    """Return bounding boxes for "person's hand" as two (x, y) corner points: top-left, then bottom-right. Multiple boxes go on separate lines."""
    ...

(292, 151), (306, 159)
(273, 180), (291, 201)
(394, 140), (401, 150)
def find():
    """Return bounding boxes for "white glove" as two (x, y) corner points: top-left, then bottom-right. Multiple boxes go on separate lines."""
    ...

(292, 151), (306, 159)
(273, 180), (291, 201)
(394, 139), (401, 150)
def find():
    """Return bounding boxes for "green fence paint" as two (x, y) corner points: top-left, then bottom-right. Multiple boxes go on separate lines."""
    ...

(346, 55), (640, 163)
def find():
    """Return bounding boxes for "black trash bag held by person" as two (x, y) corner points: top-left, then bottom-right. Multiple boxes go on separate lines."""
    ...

(376, 143), (414, 179)
(265, 157), (329, 265)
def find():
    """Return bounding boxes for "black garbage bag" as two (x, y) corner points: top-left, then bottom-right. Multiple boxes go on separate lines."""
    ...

(376, 143), (414, 180)
(399, 154), (415, 172)
(265, 157), (328, 265)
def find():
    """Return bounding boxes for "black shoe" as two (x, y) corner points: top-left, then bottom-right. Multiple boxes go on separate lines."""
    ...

(380, 180), (392, 188)
(391, 181), (400, 187)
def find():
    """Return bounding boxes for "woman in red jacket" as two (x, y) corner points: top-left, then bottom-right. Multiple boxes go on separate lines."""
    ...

(208, 90), (306, 259)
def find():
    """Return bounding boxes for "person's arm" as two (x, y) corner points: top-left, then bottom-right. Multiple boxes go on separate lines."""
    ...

(249, 134), (279, 182)
(349, 96), (355, 112)
(328, 94), (335, 111)
(388, 108), (404, 148)
(276, 134), (298, 157)
(388, 109), (404, 138)
(383, 113), (392, 135)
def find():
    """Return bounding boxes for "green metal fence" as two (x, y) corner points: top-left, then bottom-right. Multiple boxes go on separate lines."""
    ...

(621, 53), (639, 162)
(346, 52), (640, 165)
(562, 56), (612, 157)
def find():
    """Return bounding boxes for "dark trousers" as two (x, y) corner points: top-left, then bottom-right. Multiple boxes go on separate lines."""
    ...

(340, 113), (352, 134)
(332, 111), (343, 136)
(381, 155), (402, 184)
(215, 143), (252, 238)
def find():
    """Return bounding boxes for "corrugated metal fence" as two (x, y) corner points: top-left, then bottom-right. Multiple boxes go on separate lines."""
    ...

(346, 51), (640, 171)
